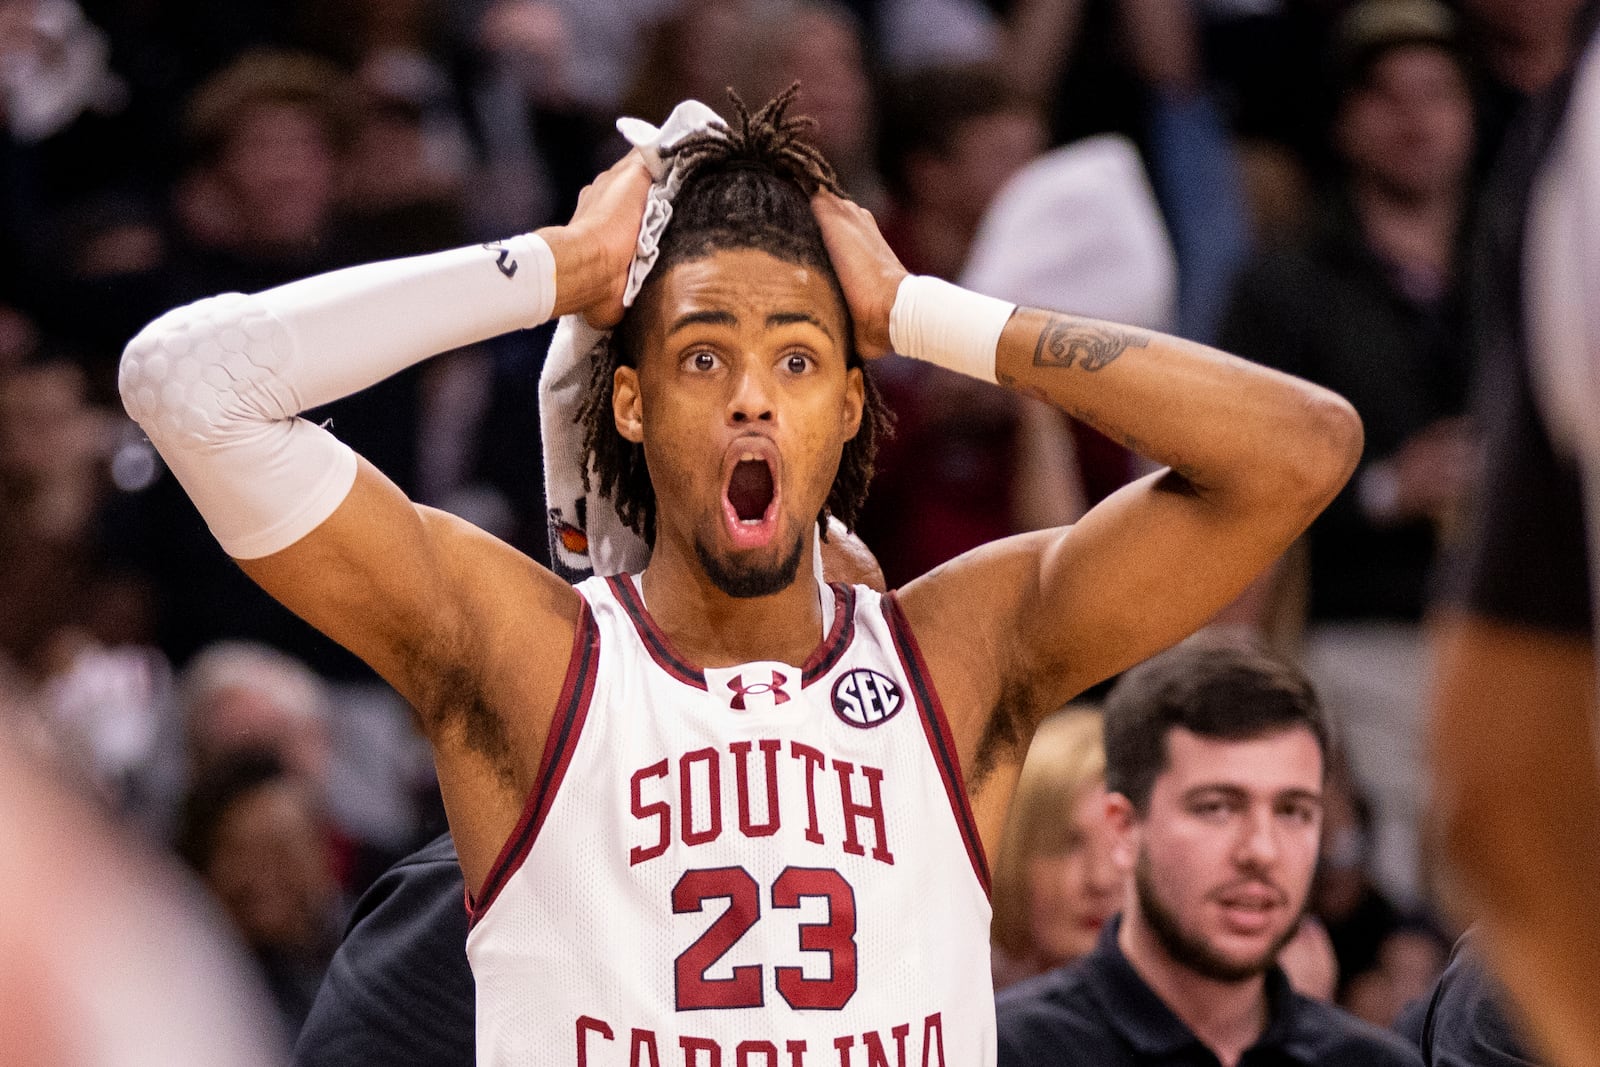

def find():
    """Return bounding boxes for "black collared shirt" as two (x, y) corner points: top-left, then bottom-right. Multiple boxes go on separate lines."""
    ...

(996, 919), (1422, 1067)
(294, 833), (475, 1067)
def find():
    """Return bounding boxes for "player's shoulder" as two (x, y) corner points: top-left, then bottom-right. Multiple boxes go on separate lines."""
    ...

(1286, 994), (1424, 1066)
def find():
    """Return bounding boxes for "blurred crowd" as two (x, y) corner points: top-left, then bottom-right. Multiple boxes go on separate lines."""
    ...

(0, 0), (1589, 1056)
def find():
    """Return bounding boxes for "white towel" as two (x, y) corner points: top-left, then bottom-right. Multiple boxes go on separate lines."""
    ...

(540, 100), (726, 582)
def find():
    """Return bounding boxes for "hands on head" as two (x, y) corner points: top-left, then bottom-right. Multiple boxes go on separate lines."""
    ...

(545, 153), (910, 354)
(810, 190), (908, 361)
(544, 150), (654, 328)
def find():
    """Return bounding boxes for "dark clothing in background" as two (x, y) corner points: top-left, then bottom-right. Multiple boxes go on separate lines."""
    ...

(1446, 5), (1598, 636)
(1323, 886), (1405, 1000)
(996, 918), (1422, 1067)
(1399, 929), (1539, 1066)
(1453, 295), (1592, 635)
(295, 833), (475, 1067)
(1219, 201), (1468, 621)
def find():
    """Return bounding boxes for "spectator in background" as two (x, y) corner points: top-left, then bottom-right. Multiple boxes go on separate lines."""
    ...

(875, 63), (1045, 281)
(622, 1), (762, 141)
(861, 63), (1086, 586)
(173, 50), (357, 286)
(992, 0), (1250, 341)
(178, 640), (427, 894)
(991, 705), (1120, 991)
(996, 636), (1421, 1067)
(1312, 759), (1404, 994)
(180, 641), (333, 793)
(1219, 0), (1477, 910)
(177, 748), (346, 1043)
(1461, 0), (1591, 169)
(0, 0), (134, 258)
(1278, 915), (1341, 1004)
(0, 359), (116, 678)
(1341, 920), (1449, 1030)
(746, 1), (884, 211)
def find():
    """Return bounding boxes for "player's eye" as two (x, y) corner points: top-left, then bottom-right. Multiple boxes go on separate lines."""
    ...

(782, 352), (813, 375)
(685, 350), (720, 372)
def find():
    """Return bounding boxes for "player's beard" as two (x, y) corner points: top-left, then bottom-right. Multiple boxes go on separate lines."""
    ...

(695, 532), (805, 599)
(1134, 848), (1301, 984)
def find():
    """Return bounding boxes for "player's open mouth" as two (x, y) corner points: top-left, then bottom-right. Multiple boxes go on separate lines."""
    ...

(722, 446), (780, 549)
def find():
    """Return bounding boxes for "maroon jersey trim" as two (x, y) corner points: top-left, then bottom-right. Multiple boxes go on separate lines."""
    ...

(882, 592), (992, 897)
(609, 574), (855, 690)
(801, 582), (856, 685)
(467, 597), (602, 926)
(608, 574), (707, 689)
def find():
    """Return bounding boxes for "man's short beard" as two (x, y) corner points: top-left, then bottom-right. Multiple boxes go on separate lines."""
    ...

(695, 534), (805, 598)
(1134, 848), (1301, 984)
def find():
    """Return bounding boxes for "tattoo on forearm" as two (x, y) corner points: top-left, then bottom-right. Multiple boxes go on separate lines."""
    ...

(1033, 316), (1150, 372)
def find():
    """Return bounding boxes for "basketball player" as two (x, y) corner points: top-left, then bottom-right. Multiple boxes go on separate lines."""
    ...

(119, 93), (1361, 1064)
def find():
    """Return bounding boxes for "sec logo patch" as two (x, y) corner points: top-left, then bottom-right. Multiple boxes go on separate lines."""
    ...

(831, 669), (904, 728)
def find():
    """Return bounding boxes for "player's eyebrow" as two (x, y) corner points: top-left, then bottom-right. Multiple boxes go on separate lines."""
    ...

(766, 310), (834, 340)
(667, 309), (739, 334)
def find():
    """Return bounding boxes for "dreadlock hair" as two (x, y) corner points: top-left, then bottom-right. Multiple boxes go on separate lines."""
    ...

(577, 85), (893, 547)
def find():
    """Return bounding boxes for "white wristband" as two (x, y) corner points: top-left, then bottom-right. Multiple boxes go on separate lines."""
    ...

(888, 275), (1015, 385)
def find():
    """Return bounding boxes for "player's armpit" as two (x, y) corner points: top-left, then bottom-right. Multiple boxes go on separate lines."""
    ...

(237, 459), (584, 889)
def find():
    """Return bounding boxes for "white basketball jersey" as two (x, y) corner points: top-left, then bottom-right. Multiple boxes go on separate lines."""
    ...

(466, 575), (995, 1066)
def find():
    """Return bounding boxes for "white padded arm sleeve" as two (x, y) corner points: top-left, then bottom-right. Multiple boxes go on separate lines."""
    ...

(119, 235), (557, 559)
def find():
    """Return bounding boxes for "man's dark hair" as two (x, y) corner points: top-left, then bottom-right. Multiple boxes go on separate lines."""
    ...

(1103, 634), (1330, 813)
(577, 86), (892, 545)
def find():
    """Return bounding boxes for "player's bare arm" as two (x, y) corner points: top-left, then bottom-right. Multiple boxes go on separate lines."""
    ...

(814, 191), (1363, 846)
(121, 153), (653, 890)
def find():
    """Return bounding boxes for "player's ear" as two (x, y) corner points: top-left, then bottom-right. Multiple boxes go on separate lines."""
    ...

(841, 365), (864, 440)
(614, 366), (643, 443)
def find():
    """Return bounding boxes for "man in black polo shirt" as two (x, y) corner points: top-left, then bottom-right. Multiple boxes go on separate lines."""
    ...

(996, 637), (1420, 1067)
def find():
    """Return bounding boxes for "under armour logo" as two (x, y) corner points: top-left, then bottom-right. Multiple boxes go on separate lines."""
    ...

(727, 670), (791, 711)
(484, 242), (519, 278)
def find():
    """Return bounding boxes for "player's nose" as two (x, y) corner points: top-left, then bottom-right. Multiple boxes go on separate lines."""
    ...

(726, 362), (775, 424)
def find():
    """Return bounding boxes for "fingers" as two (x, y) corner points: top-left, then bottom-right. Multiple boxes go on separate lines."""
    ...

(811, 188), (863, 223)
(597, 148), (652, 193)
